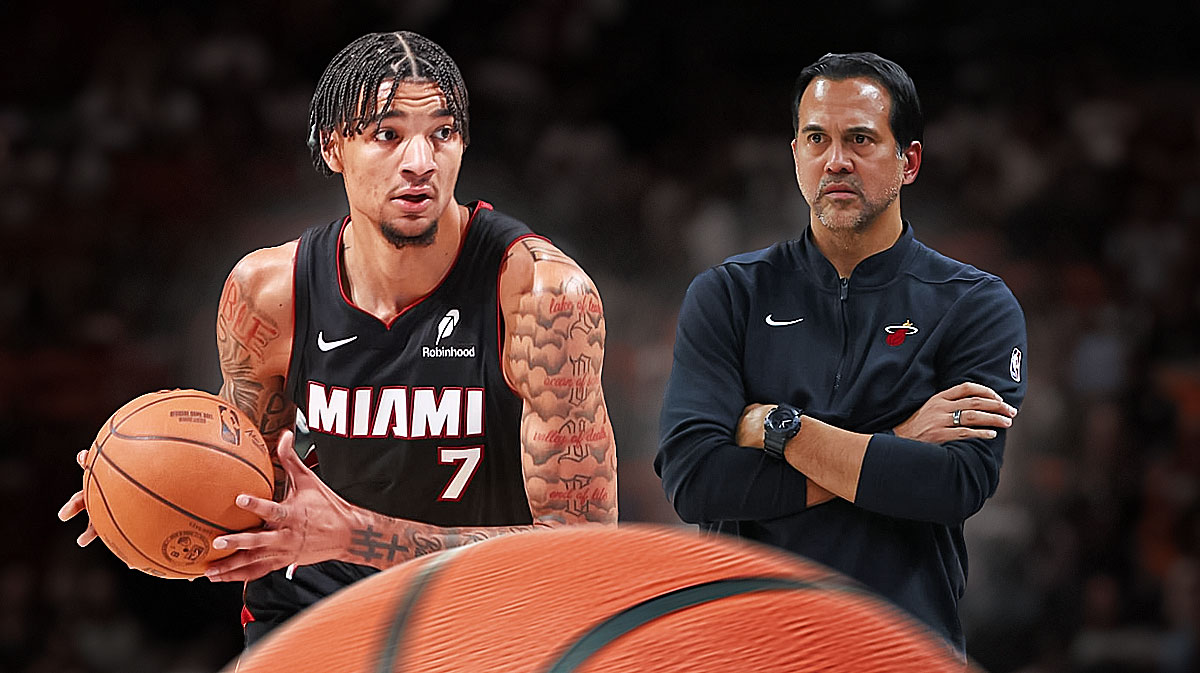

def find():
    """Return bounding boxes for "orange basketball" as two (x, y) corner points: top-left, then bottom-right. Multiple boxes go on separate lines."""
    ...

(83, 389), (274, 579)
(229, 525), (975, 672)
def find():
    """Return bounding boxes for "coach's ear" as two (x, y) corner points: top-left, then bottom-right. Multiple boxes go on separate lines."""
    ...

(321, 131), (345, 174)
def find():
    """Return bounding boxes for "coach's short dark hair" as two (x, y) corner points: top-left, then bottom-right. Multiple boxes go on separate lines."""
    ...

(790, 52), (922, 151)
(307, 31), (469, 176)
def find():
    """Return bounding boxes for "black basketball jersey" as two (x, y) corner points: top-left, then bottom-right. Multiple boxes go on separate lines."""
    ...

(284, 201), (539, 527)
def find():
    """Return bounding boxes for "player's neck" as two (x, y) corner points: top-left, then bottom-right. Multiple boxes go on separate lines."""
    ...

(341, 203), (469, 321)
(809, 203), (903, 279)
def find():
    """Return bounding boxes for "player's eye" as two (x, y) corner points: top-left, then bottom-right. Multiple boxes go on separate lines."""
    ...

(854, 134), (869, 144)
(374, 128), (398, 142)
(808, 133), (824, 144)
(432, 126), (454, 142)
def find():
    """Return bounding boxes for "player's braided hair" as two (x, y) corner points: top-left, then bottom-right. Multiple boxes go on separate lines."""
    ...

(307, 31), (470, 175)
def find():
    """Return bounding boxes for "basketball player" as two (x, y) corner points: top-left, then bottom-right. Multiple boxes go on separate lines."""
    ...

(59, 31), (617, 645)
(656, 52), (1027, 651)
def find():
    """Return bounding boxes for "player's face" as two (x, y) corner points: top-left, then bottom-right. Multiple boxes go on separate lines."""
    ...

(323, 80), (464, 248)
(791, 77), (920, 233)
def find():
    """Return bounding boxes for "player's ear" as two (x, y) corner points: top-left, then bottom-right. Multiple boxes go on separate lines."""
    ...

(901, 141), (922, 185)
(321, 131), (345, 174)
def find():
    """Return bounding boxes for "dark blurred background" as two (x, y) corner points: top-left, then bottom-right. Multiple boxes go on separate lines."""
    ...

(3, 1), (1199, 671)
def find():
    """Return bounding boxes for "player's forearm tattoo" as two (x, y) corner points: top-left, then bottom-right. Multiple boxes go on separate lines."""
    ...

(509, 242), (617, 525)
(347, 519), (541, 568)
(349, 525), (410, 563)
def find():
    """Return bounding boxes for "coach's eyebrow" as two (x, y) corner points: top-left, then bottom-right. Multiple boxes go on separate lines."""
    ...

(799, 124), (826, 134)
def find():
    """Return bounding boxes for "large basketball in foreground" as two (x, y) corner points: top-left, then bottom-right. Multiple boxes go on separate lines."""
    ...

(83, 389), (274, 579)
(229, 525), (974, 672)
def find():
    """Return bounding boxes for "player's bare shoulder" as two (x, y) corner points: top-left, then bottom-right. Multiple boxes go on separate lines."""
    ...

(499, 237), (603, 318)
(498, 238), (606, 384)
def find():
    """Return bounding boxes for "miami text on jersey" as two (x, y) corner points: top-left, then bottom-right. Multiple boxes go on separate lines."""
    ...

(306, 382), (485, 439)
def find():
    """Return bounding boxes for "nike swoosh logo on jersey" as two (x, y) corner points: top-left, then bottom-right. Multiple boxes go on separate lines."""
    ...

(317, 331), (358, 352)
(764, 314), (805, 327)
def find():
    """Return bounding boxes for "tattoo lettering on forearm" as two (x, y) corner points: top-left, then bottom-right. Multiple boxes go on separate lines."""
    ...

(546, 475), (609, 517)
(349, 525), (410, 563)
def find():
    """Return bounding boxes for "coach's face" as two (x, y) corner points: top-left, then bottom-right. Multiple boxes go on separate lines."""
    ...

(321, 80), (464, 247)
(792, 77), (920, 233)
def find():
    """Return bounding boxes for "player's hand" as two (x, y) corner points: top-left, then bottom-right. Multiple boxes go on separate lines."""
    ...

(205, 431), (355, 582)
(736, 403), (835, 507)
(57, 449), (98, 547)
(893, 382), (1017, 444)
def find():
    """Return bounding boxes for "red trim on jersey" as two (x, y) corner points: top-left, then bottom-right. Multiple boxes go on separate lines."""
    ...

(335, 202), (492, 329)
(497, 233), (553, 397)
(283, 234), (301, 409)
(241, 603), (255, 628)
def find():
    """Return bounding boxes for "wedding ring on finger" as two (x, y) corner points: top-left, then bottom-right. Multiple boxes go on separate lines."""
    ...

(952, 409), (963, 426)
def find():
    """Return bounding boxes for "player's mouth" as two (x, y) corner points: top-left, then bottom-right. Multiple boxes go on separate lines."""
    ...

(392, 191), (435, 213)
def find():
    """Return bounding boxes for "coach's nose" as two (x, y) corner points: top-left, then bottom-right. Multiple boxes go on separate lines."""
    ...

(824, 140), (854, 174)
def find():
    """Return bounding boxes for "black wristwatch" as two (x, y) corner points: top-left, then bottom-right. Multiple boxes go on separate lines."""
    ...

(762, 403), (803, 459)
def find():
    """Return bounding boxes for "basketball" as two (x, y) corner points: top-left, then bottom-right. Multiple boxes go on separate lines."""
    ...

(83, 389), (274, 579)
(228, 525), (975, 672)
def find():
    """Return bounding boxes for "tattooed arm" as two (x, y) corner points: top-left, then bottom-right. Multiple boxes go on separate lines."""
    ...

(501, 237), (618, 525)
(57, 243), (299, 544)
(205, 237), (617, 580)
(216, 243), (298, 498)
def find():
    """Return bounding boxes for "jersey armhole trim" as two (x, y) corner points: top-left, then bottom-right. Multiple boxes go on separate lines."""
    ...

(283, 236), (304, 405)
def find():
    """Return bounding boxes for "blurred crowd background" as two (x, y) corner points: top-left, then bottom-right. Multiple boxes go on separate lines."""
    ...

(3, 1), (1199, 671)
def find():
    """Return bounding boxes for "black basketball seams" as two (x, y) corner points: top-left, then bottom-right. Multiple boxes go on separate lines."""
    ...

(87, 462), (183, 576)
(108, 393), (273, 491)
(94, 449), (242, 535)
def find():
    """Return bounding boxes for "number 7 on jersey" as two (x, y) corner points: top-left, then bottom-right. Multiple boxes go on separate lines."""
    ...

(438, 446), (482, 501)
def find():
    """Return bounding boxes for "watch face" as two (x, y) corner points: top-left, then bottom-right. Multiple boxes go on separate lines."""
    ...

(766, 407), (798, 432)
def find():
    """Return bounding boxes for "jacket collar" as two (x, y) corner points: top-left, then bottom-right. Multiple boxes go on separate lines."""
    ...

(792, 221), (919, 292)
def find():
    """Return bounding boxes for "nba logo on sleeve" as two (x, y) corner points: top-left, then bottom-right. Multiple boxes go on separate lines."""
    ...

(1010, 347), (1022, 382)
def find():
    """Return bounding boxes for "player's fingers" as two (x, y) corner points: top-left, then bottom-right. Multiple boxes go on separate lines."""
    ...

(959, 410), (1012, 429)
(207, 560), (281, 583)
(58, 490), (86, 521)
(76, 449), (89, 468)
(205, 551), (285, 582)
(212, 528), (282, 552)
(275, 431), (306, 473)
(233, 494), (287, 523)
(78, 522), (97, 547)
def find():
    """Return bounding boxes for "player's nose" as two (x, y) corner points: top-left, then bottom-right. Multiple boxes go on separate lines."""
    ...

(399, 137), (436, 178)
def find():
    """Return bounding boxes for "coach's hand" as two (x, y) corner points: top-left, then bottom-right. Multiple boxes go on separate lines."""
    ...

(57, 449), (98, 547)
(736, 403), (836, 507)
(205, 431), (355, 582)
(893, 382), (1016, 444)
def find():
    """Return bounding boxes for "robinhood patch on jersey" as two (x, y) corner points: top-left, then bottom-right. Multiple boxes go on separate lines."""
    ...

(305, 381), (485, 439)
(424, 307), (476, 358)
